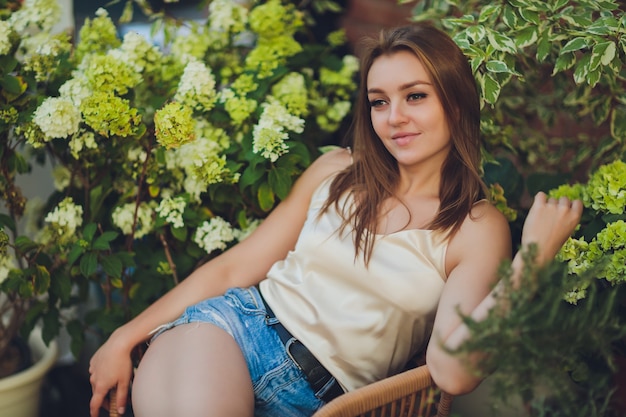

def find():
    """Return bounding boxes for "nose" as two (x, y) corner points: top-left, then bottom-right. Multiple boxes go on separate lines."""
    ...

(388, 102), (408, 126)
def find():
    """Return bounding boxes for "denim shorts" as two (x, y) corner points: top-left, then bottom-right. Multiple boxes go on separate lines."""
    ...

(149, 286), (327, 417)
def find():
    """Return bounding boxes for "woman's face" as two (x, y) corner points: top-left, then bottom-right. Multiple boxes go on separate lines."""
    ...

(367, 50), (451, 172)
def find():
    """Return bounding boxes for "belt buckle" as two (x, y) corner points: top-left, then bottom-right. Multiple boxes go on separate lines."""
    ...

(285, 337), (303, 371)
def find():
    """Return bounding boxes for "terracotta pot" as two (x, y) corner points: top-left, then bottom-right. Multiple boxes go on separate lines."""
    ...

(0, 328), (58, 417)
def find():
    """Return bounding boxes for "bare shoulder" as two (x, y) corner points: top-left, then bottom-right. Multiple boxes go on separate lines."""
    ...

(446, 201), (512, 273)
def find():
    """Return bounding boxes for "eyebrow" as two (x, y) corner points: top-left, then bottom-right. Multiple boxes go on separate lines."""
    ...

(367, 80), (432, 94)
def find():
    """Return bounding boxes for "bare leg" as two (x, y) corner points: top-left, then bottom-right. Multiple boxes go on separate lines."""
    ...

(131, 323), (255, 417)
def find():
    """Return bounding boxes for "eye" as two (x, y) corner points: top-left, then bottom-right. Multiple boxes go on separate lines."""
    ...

(369, 98), (387, 108)
(408, 93), (427, 101)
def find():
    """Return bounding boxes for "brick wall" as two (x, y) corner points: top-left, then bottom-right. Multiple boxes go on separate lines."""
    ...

(340, 0), (418, 51)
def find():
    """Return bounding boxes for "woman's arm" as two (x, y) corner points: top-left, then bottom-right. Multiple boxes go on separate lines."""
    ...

(88, 148), (353, 417)
(426, 193), (583, 395)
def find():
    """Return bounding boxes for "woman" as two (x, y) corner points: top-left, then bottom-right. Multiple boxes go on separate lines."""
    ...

(89, 23), (582, 417)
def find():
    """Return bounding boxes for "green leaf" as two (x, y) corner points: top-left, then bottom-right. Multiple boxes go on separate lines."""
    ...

(0, 213), (16, 234)
(487, 30), (517, 54)
(550, 0), (568, 11)
(553, 52), (576, 75)
(592, 41), (616, 69)
(586, 68), (601, 88)
(170, 225), (188, 241)
(485, 60), (512, 74)
(14, 236), (39, 254)
(561, 37), (590, 54)
(502, 6), (518, 28)
(573, 53), (591, 85)
(0, 74), (26, 95)
(478, 4), (501, 23)
(515, 26), (538, 49)
(79, 252), (98, 277)
(12, 152), (29, 174)
(257, 182), (275, 212)
(240, 162), (266, 189)
(68, 243), (85, 266)
(33, 265), (51, 294)
(83, 222), (97, 242)
(536, 29), (551, 62)
(482, 72), (501, 105)
(92, 231), (118, 250)
(101, 254), (123, 279)
(518, 8), (539, 25)
(268, 167), (292, 200)
(42, 309), (60, 345)
(466, 25), (487, 43)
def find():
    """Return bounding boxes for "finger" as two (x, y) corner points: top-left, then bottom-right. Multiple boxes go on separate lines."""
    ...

(534, 191), (547, 205)
(571, 199), (584, 215)
(115, 381), (130, 415)
(558, 196), (571, 207)
(90, 390), (106, 417)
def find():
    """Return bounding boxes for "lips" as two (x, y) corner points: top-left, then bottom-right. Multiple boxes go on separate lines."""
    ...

(391, 132), (418, 146)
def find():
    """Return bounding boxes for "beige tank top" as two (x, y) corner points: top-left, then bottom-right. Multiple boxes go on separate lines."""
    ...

(259, 176), (447, 391)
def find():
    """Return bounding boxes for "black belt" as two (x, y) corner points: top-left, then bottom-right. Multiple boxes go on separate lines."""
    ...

(260, 293), (344, 403)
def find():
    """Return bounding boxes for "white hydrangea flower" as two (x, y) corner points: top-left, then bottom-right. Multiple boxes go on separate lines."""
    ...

(194, 216), (237, 254)
(116, 31), (159, 73)
(59, 75), (93, 107)
(33, 97), (81, 140)
(155, 196), (187, 229)
(252, 98), (304, 162)
(166, 126), (232, 200)
(174, 59), (218, 112)
(44, 197), (83, 237)
(208, 0), (249, 33)
(0, 20), (13, 56)
(9, 0), (61, 35)
(112, 202), (155, 240)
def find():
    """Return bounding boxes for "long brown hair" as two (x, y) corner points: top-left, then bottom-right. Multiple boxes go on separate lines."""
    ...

(321, 22), (487, 264)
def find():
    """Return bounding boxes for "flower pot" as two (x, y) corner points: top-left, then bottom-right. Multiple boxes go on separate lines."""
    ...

(0, 328), (58, 417)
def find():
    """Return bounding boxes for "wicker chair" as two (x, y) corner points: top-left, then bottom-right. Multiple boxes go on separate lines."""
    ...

(311, 364), (452, 417)
(108, 362), (451, 417)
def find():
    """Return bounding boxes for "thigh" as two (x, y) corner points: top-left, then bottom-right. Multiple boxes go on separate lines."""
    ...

(132, 323), (254, 417)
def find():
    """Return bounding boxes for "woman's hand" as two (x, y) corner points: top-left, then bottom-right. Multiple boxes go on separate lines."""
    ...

(89, 330), (135, 417)
(520, 192), (583, 267)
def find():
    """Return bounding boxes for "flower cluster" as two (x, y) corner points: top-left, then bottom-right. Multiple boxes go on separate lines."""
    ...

(0, 0), (357, 352)
(550, 159), (626, 303)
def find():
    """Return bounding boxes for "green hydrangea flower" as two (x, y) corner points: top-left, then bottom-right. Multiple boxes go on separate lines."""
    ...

(81, 91), (141, 138)
(75, 8), (121, 62)
(154, 102), (196, 149)
(248, 0), (303, 38)
(271, 72), (308, 117)
(548, 182), (586, 201)
(84, 54), (141, 96)
(221, 89), (258, 126)
(585, 159), (626, 214)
